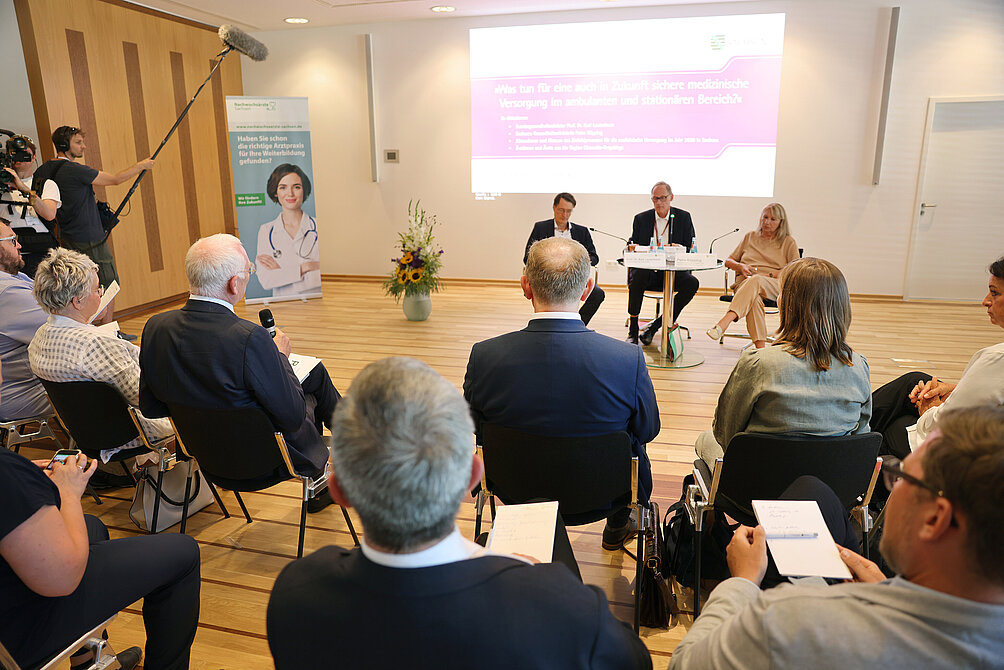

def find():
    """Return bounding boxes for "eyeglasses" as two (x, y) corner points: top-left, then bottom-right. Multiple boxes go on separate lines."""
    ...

(94, 284), (105, 297)
(881, 458), (944, 498)
(236, 263), (256, 277)
(0, 234), (18, 245)
(651, 195), (669, 202)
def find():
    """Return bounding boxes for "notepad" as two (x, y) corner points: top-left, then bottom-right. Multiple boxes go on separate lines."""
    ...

(288, 353), (321, 383)
(752, 500), (851, 580)
(486, 500), (558, 563)
(88, 280), (120, 324)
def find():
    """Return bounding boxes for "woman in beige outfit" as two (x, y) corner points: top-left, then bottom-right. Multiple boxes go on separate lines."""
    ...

(706, 203), (800, 347)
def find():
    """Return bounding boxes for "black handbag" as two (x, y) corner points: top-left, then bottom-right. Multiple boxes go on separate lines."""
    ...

(663, 475), (736, 590)
(636, 502), (679, 628)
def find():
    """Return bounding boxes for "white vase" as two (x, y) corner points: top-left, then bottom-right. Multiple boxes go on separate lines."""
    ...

(402, 291), (432, 321)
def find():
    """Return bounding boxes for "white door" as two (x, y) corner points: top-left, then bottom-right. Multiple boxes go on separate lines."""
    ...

(905, 97), (1004, 301)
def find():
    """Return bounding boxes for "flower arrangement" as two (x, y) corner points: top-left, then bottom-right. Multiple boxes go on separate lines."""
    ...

(382, 200), (444, 300)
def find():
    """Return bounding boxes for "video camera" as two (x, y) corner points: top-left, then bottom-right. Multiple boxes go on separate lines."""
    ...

(0, 130), (33, 193)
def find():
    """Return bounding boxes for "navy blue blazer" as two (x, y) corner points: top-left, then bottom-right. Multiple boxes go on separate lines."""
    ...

(138, 300), (327, 475)
(628, 207), (695, 249)
(524, 220), (600, 266)
(463, 318), (659, 500)
(267, 546), (652, 670)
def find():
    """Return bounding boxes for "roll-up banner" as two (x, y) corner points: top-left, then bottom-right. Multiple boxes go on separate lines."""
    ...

(225, 96), (321, 303)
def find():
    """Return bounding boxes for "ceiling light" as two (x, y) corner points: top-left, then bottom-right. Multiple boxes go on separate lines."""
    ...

(284, 17), (309, 24)
(431, 6), (456, 12)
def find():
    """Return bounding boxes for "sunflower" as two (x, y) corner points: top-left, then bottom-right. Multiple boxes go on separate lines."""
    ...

(408, 267), (424, 282)
(399, 251), (414, 265)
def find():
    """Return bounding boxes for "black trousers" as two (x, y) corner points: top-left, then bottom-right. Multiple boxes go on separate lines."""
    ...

(760, 475), (859, 588)
(870, 371), (932, 459)
(627, 268), (699, 324)
(579, 284), (605, 326)
(14, 515), (201, 670)
(301, 362), (341, 434)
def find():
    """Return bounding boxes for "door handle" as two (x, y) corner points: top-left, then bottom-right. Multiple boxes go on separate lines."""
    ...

(920, 203), (937, 215)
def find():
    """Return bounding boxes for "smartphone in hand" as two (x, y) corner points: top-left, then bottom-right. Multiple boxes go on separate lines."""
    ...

(46, 449), (83, 470)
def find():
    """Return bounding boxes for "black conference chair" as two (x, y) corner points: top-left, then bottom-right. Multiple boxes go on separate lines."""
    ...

(40, 380), (178, 530)
(474, 423), (647, 632)
(167, 404), (359, 558)
(684, 431), (883, 615)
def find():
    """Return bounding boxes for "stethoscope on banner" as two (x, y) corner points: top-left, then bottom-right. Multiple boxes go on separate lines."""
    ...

(268, 215), (318, 260)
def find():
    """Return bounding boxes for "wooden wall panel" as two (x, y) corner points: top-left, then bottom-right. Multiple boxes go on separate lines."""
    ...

(15, 0), (243, 312)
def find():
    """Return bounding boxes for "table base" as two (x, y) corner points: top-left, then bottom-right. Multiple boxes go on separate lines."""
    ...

(643, 347), (705, 369)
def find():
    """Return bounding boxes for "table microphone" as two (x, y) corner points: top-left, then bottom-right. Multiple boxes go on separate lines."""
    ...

(587, 227), (628, 243)
(709, 228), (740, 254)
(259, 309), (276, 338)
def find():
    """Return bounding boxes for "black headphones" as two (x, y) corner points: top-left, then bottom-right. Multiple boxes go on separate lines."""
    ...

(52, 126), (80, 153)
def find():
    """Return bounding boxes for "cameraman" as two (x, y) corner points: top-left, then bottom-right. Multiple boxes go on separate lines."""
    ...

(32, 126), (154, 333)
(2, 135), (60, 277)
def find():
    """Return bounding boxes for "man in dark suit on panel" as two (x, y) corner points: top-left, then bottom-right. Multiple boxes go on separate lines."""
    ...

(138, 233), (338, 510)
(626, 181), (699, 345)
(523, 193), (605, 325)
(464, 237), (660, 550)
(267, 356), (652, 670)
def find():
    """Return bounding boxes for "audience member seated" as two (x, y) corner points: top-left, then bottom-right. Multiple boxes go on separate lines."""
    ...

(706, 203), (801, 347)
(670, 405), (1004, 669)
(0, 447), (201, 670)
(0, 218), (51, 421)
(696, 257), (871, 468)
(463, 237), (660, 551)
(267, 356), (652, 670)
(138, 234), (340, 511)
(870, 256), (1004, 459)
(28, 248), (173, 460)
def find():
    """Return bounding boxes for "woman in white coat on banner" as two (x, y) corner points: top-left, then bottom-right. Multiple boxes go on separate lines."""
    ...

(255, 163), (321, 298)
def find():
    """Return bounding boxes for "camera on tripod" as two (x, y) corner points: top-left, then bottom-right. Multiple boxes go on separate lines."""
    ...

(1, 131), (34, 193)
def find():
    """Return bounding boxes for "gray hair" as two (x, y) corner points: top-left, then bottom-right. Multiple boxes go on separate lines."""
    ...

(651, 181), (673, 196)
(329, 357), (475, 551)
(524, 237), (590, 306)
(185, 234), (246, 298)
(32, 248), (98, 314)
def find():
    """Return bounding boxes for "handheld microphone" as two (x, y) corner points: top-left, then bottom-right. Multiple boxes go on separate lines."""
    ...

(587, 227), (628, 243)
(258, 308), (276, 338)
(709, 228), (740, 254)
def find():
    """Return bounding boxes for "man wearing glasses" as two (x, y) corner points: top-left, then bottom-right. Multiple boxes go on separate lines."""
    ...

(32, 126), (155, 332)
(138, 234), (340, 510)
(669, 405), (1004, 669)
(0, 219), (50, 422)
(2, 135), (61, 277)
(625, 181), (699, 345)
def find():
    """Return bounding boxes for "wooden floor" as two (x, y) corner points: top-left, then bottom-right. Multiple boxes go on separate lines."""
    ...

(23, 278), (999, 669)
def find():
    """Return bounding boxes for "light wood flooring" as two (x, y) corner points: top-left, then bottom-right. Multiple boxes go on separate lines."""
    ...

(21, 279), (999, 669)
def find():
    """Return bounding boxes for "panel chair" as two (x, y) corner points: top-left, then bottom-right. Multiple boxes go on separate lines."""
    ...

(716, 248), (803, 345)
(167, 404), (359, 558)
(474, 423), (647, 631)
(684, 431), (883, 616)
(40, 380), (181, 530)
(0, 615), (117, 670)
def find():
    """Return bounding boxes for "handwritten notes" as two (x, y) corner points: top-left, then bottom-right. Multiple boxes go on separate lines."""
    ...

(486, 501), (558, 563)
(288, 353), (321, 383)
(753, 500), (851, 580)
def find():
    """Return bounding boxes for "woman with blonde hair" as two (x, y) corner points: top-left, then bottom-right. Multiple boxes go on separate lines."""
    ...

(706, 203), (800, 347)
(695, 257), (872, 467)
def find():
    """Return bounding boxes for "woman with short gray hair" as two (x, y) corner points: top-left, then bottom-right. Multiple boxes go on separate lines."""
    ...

(28, 248), (173, 460)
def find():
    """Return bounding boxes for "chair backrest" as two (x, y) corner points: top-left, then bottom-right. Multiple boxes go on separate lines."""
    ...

(717, 431), (882, 522)
(39, 379), (138, 455)
(167, 403), (296, 490)
(481, 423), (633, 522)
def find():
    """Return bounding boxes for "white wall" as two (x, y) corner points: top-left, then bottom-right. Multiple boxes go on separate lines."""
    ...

(243, 0), (1004, 296)
(1, 0), (41, 151)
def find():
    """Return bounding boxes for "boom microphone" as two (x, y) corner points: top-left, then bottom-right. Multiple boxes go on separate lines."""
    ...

(218, 25), (269, 62)
(709, 228), (740, 254)
(110, 24), (269, 225)
(259, 309), (277, 338)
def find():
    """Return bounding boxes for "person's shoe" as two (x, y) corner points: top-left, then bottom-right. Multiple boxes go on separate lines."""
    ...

(116, 331), (138, 342)
(639, 320), (661, 346)
(706, 325), (724, 341)
(115, 646), (143, 670)
(625, 332), (640, 345)
(602, 516), (639, 550)
(307, 487), (334, 513)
